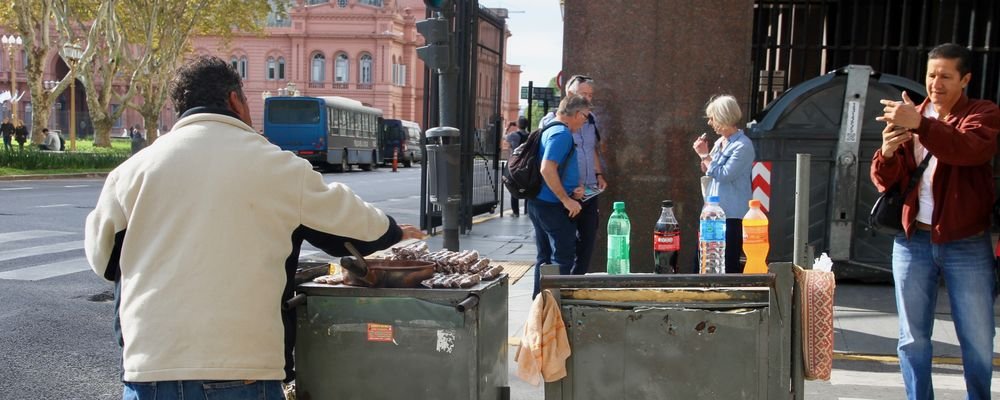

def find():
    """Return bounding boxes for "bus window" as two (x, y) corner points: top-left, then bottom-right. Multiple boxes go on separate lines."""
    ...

(266, 99), (321, 125)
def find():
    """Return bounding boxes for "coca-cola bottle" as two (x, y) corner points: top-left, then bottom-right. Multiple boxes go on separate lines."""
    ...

(653, 200), (681, 274)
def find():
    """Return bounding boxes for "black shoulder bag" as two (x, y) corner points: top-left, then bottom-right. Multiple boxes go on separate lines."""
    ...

(869, 154), (932, 236)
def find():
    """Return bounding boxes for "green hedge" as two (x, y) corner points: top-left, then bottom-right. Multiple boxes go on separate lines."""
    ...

(0, 149), (129, 170)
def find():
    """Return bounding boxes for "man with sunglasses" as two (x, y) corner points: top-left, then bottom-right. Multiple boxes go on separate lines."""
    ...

(539, 75), (607, 275)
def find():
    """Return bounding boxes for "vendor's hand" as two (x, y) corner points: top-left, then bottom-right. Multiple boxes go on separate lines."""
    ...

(596, 174), (608, 190)
(399, 224), (426, 240)
(571, 186), (585, 200)
(561, 197), (582, 218)
(879, 124), (912, 157)
(876, 91), (921, 130)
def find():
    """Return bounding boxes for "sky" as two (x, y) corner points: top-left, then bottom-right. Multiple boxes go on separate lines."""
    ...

(480, 0), (564, 91)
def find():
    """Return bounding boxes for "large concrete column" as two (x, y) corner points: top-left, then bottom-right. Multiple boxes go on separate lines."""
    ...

(563, 0), (754, 273)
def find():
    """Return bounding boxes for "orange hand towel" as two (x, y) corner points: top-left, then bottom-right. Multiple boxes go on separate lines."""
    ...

(515, 289), (571, 385)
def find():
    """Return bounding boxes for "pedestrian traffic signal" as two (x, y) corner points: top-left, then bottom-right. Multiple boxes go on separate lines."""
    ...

(416, 18), (451, 71)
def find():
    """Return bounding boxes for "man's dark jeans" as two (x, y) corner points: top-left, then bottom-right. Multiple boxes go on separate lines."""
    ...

(528, 198), (577, 298)
(573, 196), (600, 275)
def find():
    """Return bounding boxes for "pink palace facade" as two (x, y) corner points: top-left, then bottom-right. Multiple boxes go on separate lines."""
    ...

(191, 0), (522, 133)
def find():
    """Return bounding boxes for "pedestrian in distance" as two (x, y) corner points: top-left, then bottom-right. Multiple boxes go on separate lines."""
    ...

(84, 56), (424, 400)
(129, 125), (145, 155)
(539, 75), (607, 276)
(505, 116), (530, 216)
(39, 128), (59, 151)
(528, 94), (591, 298)
(692, 94), (755, 274)
(1, 117), (13, 151)
(13, 119), (27, 151)
(871, 42), (999, 400)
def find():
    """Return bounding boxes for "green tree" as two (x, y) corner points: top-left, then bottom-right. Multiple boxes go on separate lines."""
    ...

(0, 0), (100, 145)
(121, 0), (279, 146)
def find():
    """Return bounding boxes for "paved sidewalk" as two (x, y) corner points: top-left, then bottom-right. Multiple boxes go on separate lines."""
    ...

(425, 211), (1000, 399)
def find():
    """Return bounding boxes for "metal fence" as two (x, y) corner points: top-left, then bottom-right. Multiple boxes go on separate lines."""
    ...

(751, 0), (1000, 118)
(420, 2), (506, 233)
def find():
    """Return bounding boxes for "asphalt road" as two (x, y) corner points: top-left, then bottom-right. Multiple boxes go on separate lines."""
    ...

(0, 166), (424, 400)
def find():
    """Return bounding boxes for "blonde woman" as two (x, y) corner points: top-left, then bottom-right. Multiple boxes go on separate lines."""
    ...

(691, 94), (755, 273)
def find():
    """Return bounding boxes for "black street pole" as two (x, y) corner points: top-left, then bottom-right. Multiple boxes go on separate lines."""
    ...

(526, 80), (533, 128)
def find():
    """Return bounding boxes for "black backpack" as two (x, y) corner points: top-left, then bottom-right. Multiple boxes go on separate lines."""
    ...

(502, 121), (573, 199)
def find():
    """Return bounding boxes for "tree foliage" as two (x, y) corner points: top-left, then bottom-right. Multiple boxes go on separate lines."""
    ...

(0, 0), (279, 148)
(121, 0), (276, 146)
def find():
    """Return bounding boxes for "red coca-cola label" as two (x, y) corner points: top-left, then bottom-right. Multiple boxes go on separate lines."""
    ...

(653, 231), (680, 252)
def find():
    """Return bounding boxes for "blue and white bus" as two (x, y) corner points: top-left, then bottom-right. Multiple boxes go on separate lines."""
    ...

(263, 96), (382, 171)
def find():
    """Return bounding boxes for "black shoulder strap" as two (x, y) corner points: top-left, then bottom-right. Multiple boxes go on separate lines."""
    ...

(901, 153), (933, 197)
(587, 113), (600, 141)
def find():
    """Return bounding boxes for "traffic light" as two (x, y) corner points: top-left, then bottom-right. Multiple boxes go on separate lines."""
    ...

(423, 0), (452, 10)
(416, 18), (451, 71)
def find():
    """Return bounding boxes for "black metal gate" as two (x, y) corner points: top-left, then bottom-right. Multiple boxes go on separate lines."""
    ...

(420, 2), (506, 233)
(751, 0), (1000, 118)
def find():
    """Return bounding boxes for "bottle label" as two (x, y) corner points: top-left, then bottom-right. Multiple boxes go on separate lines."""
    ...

(743, 225), (769, 244)
(609, 235), (629, 259)
(699, 220), (726, 241)
(653, 231), (680, 252)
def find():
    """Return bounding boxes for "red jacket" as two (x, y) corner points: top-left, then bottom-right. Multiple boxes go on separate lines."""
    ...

(870, 95), (1000, 243)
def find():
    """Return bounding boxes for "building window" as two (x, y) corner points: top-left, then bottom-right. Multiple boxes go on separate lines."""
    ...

(278, 57), (286, 80)
(359, 0), (383, 6)
(267, 57), (276, 80)
(335, 53), (349, 83)
(392, 63), (407, 86)
(239, 56), (248, 79)
(307, 0), (328, 4)
(360, 54), (373, 84)
(311, 53), (325, 82)
(231, 57), (238, 72)
(338, 0), (347, 7)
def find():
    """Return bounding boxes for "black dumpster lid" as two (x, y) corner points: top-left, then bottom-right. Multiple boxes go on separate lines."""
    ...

(749, 66), (926, 134)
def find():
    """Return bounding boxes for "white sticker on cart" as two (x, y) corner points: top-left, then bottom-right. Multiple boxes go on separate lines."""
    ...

(845, 100), (860, 143)
(436, 330), (456, 353)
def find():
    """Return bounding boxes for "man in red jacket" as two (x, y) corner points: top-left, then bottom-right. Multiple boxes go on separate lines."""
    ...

(872, 43), (999, 400)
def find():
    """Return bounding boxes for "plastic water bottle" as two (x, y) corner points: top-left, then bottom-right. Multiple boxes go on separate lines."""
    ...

(742, 199), (770, 274)
(653, 200), (680, 274)
(607, 201), (631, 274)
(699, 196), (726, 274)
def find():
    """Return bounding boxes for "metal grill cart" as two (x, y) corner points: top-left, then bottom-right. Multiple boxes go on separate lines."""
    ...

(292, 276), (510, 400)
(541, 263), (802, 400)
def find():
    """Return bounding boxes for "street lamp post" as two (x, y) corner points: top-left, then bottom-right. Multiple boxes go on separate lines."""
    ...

(1, 35), (23, 124)
(60, 43), (83, 151)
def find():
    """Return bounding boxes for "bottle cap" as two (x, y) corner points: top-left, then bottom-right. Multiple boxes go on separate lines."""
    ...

(708, 195), (720, 203)
(749, 199), (761, 208)
(613, 201), (625, 211)
(662, 200), (673, 208)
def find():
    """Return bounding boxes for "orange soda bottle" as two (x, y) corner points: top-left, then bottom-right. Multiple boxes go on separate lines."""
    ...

(742, 199), (769, 274)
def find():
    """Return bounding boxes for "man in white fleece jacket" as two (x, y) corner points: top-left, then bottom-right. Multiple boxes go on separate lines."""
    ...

(84, 56), (422, 400)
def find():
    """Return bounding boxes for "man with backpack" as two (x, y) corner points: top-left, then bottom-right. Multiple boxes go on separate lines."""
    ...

(539, 75), (606, 276)
(526, 94), (591, 297)
(505, 117), (530, 216)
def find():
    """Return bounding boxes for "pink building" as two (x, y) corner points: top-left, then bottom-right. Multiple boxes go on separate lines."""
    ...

(191, 0), (522, 132)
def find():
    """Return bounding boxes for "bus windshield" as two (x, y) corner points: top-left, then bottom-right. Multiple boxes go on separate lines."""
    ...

(267, 99), (321, 125)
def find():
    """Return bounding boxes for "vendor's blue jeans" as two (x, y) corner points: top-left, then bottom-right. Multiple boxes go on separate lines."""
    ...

(123, 380), (284, 400)
(892, 230), (996, 400)
(528, 198), (577, 298)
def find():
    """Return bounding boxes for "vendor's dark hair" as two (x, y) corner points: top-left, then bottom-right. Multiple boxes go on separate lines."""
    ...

(170, 56), (244, 116)
(929, 43), (972, 76)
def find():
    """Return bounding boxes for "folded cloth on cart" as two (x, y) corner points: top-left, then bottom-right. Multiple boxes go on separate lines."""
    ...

(515, 289), (571, 385)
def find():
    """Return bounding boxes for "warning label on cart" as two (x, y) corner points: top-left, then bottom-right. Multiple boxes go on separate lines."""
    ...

(367, 323), (394, 342)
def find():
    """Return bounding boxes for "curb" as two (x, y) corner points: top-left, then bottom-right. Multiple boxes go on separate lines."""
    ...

(833, 351), (1000, 367)
(0, 172), (109, 181)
